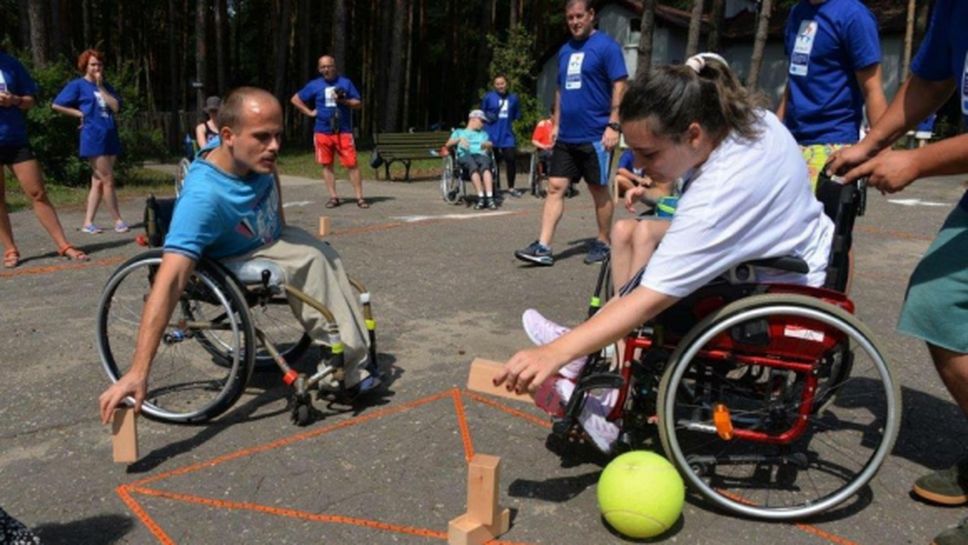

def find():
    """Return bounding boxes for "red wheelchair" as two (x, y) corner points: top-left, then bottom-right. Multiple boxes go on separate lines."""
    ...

(556, 175), (899, 520)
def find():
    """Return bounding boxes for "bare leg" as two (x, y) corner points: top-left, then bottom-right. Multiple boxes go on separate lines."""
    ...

(322, 164), (338, 200)
(627, 220), (670, 278)
(483, 169), (493, 195)
(587, 183), (614, 244)
(92, 155), (123, 225)
(84, 170), (102, 227)
(609, 219), (637, 290)
(0, 167), (15, 253)
(537, 176), (570, 247)
(470, 171), (483, 195)
(930, 344), (968, 417)
(348, 166), (364, 200)
(9, 159), (72, 250)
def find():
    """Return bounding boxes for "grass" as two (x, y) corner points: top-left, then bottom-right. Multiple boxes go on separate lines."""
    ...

(4, 167), (174, 213)
(275, 149), (445, 182)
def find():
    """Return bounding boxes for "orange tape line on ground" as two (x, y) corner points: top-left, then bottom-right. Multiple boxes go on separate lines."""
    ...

(794, 523), (861, 545)
(130, 388), (455, 487)
(0, 256), (123, 278)
(127, 485), (538, 545)
(116, 485), (175, 545)
(463, 390), (551, 430)
(450, 388), (475, 462)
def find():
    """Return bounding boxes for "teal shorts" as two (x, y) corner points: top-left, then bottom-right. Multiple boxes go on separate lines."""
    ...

(898, 205), (968, 353)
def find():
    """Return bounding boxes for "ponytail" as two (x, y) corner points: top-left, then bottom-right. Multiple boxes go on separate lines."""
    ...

(620, 53), (766, 142)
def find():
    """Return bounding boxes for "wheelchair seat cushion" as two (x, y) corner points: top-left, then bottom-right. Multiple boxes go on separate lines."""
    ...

(222, 258), (288, 289)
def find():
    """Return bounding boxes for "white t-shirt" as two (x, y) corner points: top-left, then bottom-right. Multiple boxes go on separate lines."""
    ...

(640, 111), (834, 298)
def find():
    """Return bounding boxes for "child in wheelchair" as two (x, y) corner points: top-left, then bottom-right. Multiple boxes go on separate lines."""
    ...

(446, 109), (498, 209)
(496, 54), (836, 453)
(99, 88), (380, 424)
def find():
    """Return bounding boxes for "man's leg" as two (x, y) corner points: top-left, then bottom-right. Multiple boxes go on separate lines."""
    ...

(315, 134), (340, 202)
(538, 176), (570, 246)
(587, 183), (613, 245)
(322, 163), (338, 200)
(931, 344), (968, 417)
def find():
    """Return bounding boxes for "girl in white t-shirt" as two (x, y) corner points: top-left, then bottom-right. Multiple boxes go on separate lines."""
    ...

(497, 54), (834, 453)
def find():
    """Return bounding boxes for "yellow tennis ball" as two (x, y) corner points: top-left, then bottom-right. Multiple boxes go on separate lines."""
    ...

(597, 451), (685, 538)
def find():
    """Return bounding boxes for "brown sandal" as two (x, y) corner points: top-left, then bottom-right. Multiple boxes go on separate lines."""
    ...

(356, 198), (370, 209)
(58, 245), (89, 262)
(325, 197), (341, 208)
(3, 248), (20, 269)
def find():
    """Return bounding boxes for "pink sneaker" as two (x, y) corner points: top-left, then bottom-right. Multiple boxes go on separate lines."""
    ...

(578, 389), (620, 453)
(534, 376), (576, 417)
(521, 308), (585, 380)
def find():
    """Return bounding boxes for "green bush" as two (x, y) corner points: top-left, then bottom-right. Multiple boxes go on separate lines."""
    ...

(17, 54), (165, 187)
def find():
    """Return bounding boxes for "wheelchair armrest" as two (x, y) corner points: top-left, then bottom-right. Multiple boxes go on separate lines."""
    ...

(743, 256), (809, 274)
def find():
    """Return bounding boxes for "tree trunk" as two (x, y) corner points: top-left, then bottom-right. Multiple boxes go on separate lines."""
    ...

(195, 0), (207, 111)
(214, 0), (227, 94)
(49, 0), (61, 62)
(384, 0), (407, 131)
(636, 0), (656, 78)
(81, 0), (90, 48)
(332, 0), (347, 71)
(901, 0), (915, 82)
(685, 0), (704, 58)
(27, 0), (49, 67)
(746, 0), (773, 89)
(402, 0), (414, 130)
(706, 0), (725, 53)
(273, 0), (291, 102)
(509, 0), (518, 28)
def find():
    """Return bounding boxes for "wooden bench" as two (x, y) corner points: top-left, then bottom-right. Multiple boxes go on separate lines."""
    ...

(372, 131), (450, 182)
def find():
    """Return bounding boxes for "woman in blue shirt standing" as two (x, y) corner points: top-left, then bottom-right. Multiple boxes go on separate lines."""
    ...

(53, 48), (128, 234)
(481, 75), (521, 197)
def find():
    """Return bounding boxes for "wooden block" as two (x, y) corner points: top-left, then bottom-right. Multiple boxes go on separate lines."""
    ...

(466, 358), (532, 403)
(488, 508), (510, 535)
(318, 216), (332, 236)
(111, 408), (138, 463)
(467, 454), (501, 526)
(447, 513), (493, 545)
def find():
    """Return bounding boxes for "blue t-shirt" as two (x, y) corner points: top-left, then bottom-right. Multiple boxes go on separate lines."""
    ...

(296, 75), (361, 134)
(0, 53), (38, 147)
(164, 149), (282, 261)
(783, 0), (881, 146)
(617, 149), (643, 177)
(556, 31), (628, 144)
(449, 128), (490, 158)
(481, 91), (520, 148)
(53, 78), (122, 157)
(911, 0), (968, 211)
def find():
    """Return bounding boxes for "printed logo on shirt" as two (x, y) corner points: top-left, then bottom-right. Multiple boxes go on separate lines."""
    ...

(0, 70), (7, 94)
(499, 99), (509, 119)
(962, 52), (968, 115)
(565, 52), (585, 90)
(789, 20), (818, 77)
(94, 90), (109, 118)
(325, 86), (337, 108)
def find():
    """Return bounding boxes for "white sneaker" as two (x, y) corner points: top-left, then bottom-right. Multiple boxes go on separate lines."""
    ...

(521, 308), (585, 379)
(578, 389), (620, 453)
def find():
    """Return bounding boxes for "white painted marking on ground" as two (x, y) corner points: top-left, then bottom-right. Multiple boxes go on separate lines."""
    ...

(283, 200), (315, 208)
(888, 198), (948, 207)
(391, 211), (515, 223)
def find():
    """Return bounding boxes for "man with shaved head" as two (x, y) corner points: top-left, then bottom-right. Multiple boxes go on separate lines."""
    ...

(291, 55), (367, 209)
(98, 87), (378, 423)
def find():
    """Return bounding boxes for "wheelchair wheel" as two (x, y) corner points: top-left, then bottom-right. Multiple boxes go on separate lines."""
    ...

(441, 158), (460, 204)
(174, 158), (191, 197)
(96, 250), (255, 423)
(657, 293), (900, 520)
(247, 294), (312, 370)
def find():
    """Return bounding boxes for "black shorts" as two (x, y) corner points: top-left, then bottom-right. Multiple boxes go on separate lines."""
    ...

(548, 141), (609, 186)
(458, 153), (493, 174)
(0, 144), (34, 166)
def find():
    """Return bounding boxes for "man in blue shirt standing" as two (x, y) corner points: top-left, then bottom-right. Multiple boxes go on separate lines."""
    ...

(98, 87), (378, 423)
(829, 2), (968, 542)
(776, 0), (887, 191)
(481, 75), (522, 197)
(291, 55), (369, 209)
(515, 0), (627, 266)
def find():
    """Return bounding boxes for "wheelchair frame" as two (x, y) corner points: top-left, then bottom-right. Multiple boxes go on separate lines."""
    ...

(440, 145), (501, 205)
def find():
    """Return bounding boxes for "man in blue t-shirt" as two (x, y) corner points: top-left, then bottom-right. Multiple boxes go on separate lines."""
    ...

(515, 0), (627, 266)
(291, 55), (369, 209)
(481, 75), (522, 197)
(776, 0), (887, 191)
(828, 2), (968, 541)
(98, 88), (379, 423)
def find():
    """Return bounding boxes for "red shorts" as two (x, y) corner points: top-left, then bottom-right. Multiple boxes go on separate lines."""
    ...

(314, 133), (358, 168)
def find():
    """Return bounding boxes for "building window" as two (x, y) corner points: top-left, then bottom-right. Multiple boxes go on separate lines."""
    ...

(628, 18), (641, 45)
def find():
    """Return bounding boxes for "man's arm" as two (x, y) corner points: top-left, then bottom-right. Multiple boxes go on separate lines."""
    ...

(98, 253), (197, 423)
(338, 97), (362, 110)
(602, 78), (628, 151)
(551, 90), (561, 143)
(496, 287), (679, 393)
(0, 92), (34, 110)
(855, 64), (887, 127)
(290, 94), (316, 117)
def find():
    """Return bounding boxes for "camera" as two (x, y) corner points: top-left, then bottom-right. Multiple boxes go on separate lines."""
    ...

(333, 87), (348, 100)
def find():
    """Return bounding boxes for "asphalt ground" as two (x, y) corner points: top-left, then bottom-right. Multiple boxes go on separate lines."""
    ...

(0, 166), (966, 545)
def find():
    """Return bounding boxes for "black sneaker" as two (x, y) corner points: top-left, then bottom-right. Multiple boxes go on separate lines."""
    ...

(934, 517), (968, 545)
(473, 197), (487, 210)
(515, 240), (553, 266)
(914, 458), (968, 505)
(508, 188), (524, 198)
(584, 240), (610, 264)
(486, 197), (498, 209)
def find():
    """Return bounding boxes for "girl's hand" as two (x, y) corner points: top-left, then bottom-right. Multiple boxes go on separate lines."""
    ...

(493, 345), (562, 395)
(624, 185), (647, 213)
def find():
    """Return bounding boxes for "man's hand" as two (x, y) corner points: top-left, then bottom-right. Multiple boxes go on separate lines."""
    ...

(841, 149), (920, 194)
(308, 109), (318, 118)
(98, 370), (148, 424)
(624, 185), (647, 213)
(493, 345), (563, 395)
(826, 141), (878, 181)
(0, 92), (13, 108)
(602, 126), (620, 151)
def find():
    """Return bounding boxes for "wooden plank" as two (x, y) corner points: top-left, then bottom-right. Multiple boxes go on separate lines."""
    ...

(467, 454), (500, 526)
(111, 407), (139, 463)
(466, 358), (532, 403)
(447, 513), (492, 545)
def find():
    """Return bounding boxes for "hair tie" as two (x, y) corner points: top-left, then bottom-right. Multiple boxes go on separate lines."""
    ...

(685, 52), (730, 73)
